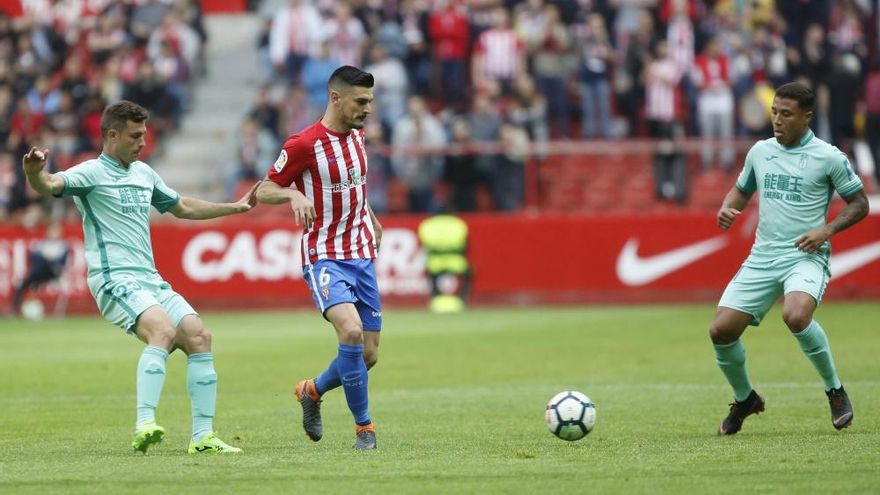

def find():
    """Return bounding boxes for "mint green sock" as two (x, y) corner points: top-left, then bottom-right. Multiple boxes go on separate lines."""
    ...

(187, 352), (217, 442)
(793, 320), (842, 390)
(136, 345), (169, 425)
(714, 339), (753, 402)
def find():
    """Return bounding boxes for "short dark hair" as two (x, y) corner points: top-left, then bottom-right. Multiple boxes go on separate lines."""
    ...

(328, 65), (374, 92)
(101, 100), (149, 139)
(775, 82), (814, 112)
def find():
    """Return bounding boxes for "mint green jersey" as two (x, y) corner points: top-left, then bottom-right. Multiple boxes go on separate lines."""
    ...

(56, 153), (180, 292)
(735, 129), (863, 269)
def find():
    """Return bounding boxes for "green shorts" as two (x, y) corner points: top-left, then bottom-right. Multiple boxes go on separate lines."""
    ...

(718, 257), (829, 326)
(92, 277), (197, 334)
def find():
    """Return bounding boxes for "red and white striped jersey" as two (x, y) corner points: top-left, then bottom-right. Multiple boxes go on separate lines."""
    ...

(267, 121), (377, 267)
(475, 28), (524, 80)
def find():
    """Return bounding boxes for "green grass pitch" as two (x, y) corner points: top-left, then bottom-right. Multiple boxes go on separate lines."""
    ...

(1, 302), (878, 494)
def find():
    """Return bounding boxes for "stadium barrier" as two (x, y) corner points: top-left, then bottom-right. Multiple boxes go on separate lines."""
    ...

(2, 212), (878, 315)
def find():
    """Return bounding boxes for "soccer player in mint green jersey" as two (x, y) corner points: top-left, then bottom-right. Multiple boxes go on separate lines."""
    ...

(22, 101), (258, 454)
(709, 83), (869, 435)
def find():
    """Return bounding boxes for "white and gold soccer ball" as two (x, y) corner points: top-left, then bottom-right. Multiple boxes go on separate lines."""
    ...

(545, 391), (596, 441)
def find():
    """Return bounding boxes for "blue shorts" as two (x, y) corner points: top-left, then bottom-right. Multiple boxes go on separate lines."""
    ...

(303, 259), (382, 331)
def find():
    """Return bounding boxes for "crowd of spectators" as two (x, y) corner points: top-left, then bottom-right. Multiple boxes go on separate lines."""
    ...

(0, 0), (207, 224)
(238, 0), (879, 213)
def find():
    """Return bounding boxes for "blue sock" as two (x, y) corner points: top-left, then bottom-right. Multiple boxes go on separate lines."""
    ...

(136, 346), (169, 426)
(337, 343), (370, 426)
(314, 357), (341, 395)
(187, 352), (217, 442)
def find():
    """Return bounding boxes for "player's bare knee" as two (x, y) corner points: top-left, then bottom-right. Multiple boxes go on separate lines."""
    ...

(144, 326), (176, 348)
(709, 321), (735, 345)
(340, 325), (364, 345)
(185, 328), (212, 353)
(782, 311), (811, 333)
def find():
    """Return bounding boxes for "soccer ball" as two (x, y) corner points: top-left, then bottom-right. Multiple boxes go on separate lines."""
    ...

(545, 391), (596, 441)
(21, 299), (45, 321)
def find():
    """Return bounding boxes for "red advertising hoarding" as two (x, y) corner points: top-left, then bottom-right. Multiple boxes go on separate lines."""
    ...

(1, 213), (878, 315)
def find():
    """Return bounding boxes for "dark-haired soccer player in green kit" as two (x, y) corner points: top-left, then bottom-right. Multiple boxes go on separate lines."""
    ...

(710, 82), (869, 435)
(22, 100), (258, 453)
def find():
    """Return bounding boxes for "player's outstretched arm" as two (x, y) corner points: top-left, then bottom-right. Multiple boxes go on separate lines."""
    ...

(22, 147), (64, 197)
(716, 186), (752, 230)
(795, 189), (869, 253)
(169, 181), (259, 220)
(256, 180), (315, 228)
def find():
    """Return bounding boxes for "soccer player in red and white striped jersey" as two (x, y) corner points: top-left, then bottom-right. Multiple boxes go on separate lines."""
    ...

(256, 66), (383, 450)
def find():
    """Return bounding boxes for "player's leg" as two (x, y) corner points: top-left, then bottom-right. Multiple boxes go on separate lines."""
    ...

(782, 263), (852, 429)
(710, 307), (755, 401)
(713, 266), (778, 435)
(130, 305), (176, 452)
(161, 287), (241, 453)
(325, 302), (375, 449)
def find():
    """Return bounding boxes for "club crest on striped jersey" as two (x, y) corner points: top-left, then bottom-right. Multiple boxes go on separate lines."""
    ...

(332, 164), (367, 192)
(273, 150), (288, 173)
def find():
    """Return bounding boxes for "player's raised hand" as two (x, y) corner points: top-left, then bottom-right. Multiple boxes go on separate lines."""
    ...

(289, 190), (316, 229)
(717, 207), (741, 230)
(22, 147), (50, 175)
(235, 181), (261, 212)
(795, 226), (831, 253)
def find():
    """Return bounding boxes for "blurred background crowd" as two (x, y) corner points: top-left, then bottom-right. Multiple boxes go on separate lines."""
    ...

(1, 0), (879, 225)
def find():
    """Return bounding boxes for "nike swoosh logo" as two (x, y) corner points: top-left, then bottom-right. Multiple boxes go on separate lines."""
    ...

(196, 379), (218, 386)
(829, 241), (880, 278)
(616, 236), (728, 286)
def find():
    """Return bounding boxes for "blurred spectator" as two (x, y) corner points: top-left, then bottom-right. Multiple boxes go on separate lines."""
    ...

(747, 22), (789, 88)
(57, 56), (91, 109)
(46, 91), (80, 159)
(865, 59), (880, 186)
(508, 75), (550, 143)
(324, 2), (367, 68)
(279, 85), (313, 136)
(693, 37), (735, 171)
(443, 118), (481, 212)
(130, 0), (172, 47)
(826, 53), (861, 152)
(665, 0), (697, 135)
(576, 12), (613, 139)
(365, 43), (409, 138)
(397, 0), (431, 95)
(147, 11), (201, 75)
(88, 14), (128, 67)
(249, 85), (282, 139)
(151, 39), (191, 113)
(472, 7), (526, 95)
(10, 221), (69, 317)
(268, 0), (323, 84)
(0, 151), (14, 219)
(227, 116), (277, 200)
(123, 61), (177, 135)
(25, 75), (60, 115)
(301, 39), (341, 121)
(427, 0), (470, 109)
(10, 97), (45, 144)
(363, 118), (390, 213)
(618, 9), (658, 137)
(392, 95), (446, 212)
(527, 4), (572, 139)
(645, 39), (686, 203)
(467, 92), (502, 188)
(491, 123), (528, 211)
